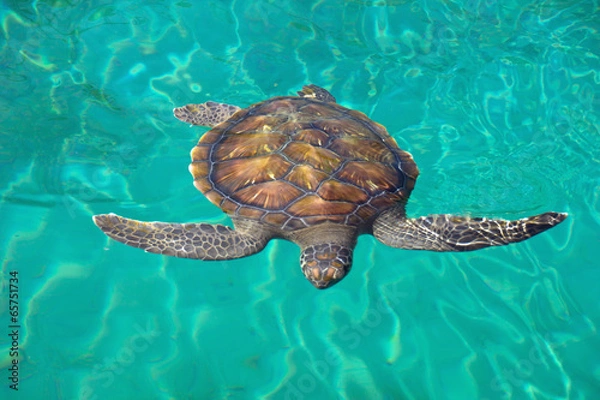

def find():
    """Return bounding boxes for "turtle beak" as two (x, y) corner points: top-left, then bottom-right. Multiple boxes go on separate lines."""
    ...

(300, 244), (353, 289)
(303, 264), (349, 289)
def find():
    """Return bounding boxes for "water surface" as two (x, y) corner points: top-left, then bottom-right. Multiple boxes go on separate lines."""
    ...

(0, 0), (599, 399)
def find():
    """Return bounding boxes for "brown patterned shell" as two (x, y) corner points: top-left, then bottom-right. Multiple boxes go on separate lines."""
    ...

(189, 96), (419, 231)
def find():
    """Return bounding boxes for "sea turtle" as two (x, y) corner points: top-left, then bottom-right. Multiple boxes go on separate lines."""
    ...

(93, 85), (567, 289)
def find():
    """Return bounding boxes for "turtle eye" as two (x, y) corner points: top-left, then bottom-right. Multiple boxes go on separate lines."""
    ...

(300, 244), (353, 289)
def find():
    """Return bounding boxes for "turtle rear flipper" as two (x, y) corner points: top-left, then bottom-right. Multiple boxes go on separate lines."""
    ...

(93, 214), (269, 260)
(173, 102), (240, 127)
(373, 210), (567, 252)
(297, 84), (336, 103)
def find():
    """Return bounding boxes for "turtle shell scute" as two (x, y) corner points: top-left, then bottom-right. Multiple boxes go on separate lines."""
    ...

(189, 96), (418, 230)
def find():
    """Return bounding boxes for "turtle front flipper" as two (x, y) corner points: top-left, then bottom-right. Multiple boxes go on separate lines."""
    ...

(373, 209), (567, 252)
(93, 214), (269, 260)
(173, 102), (241, 127)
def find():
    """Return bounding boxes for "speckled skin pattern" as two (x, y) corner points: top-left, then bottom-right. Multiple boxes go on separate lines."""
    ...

(373, 209), (567, 251)
(174, 101), (241, 128)
(93, 85), (568, 289)
(300, 243), (353, 289)
(93, 214), (268, 260)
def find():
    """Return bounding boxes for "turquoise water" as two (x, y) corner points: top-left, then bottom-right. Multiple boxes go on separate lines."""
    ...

(1, 0), (599, 398)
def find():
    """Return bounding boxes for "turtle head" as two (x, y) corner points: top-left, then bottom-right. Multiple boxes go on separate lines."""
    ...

(300, 243), (353, 289)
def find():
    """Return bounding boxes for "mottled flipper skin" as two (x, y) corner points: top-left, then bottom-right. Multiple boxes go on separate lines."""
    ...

(93, 214), (269, 260)
(297, 84), (337, 103)
(373, 207), (567, 251)
(173, 102), (240, 127)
